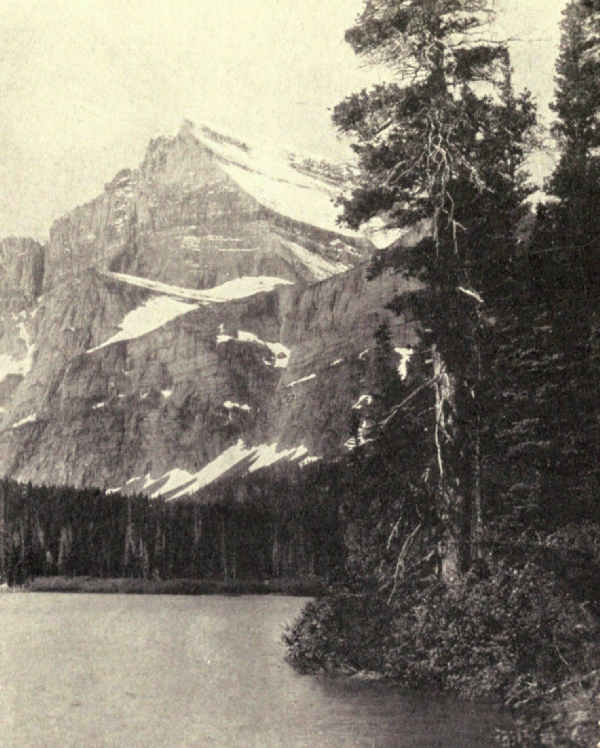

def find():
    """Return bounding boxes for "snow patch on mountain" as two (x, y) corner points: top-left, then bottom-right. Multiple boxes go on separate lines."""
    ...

(279, 238), (351, 281)
(1, 321), (36, 384)
(394, 347), (413, 380)
(12, 413), (37, 429)
(525, 190), (561, 207)
(217, 330), (290, 368)
(17, 322), (35, 376)
(353, 394), (373, 410)
(103, 272), (293, 303)
(344, 420), (373, 450)
(107, 440), (315, 500)
(300, 455), (321, 467)
(249, 443), (308, 473)
(162, 443), (253, 498)
(196, 128), (360, 239)
(287, 373), (316, 388)
(0, 354), (24, 384)
(223, 401), (251, 412)
(196, 124), (406, 250)
(87, 295), (198, 352)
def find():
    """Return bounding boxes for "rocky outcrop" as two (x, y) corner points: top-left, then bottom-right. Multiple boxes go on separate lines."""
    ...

(0, 237), (44, 309)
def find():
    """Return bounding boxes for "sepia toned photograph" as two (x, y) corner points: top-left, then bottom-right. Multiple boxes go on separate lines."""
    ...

(1, 1), (599, 745)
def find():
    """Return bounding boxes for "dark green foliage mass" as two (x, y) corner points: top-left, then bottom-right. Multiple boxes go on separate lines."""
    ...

(532, 1), (600, 293)
(0, 469), (345, 586)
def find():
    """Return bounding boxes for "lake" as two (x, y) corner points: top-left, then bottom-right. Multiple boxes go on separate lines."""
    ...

(0, 594), (507, 746)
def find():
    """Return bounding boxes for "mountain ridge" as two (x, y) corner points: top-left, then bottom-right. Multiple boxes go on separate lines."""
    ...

(0, 123), (421, 496)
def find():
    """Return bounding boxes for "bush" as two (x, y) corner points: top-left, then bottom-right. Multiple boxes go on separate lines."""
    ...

(284, 593), (391, 674)
(383, 561), (597, 699)
(285, 555), (600, 698)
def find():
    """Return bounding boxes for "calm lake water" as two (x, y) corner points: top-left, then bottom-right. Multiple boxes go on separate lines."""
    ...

(0, 594), (507, 747)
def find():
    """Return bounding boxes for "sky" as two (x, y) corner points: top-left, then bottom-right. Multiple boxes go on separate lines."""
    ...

(1, 0), (567, 239)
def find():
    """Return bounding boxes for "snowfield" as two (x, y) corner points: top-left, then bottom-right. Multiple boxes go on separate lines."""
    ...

(0, 320), (36, 384)
(196, 127), (359, 238)
(344, 419), (374, 450)
(223, 401), (251, 412)
(88, 274), (295, 352)
(0, 353), (25, 384)
(87, 295), (198, 352)
(102, 272), (294, 302)
(279, 238), (350, 281)
(196, 123), (406, 249)
(353, 394), (373, 410)
(108, 440), (317, 500)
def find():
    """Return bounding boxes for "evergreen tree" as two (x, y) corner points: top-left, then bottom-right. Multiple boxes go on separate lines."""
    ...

(334, 0), (536, 577)
(524, 0), (600, 521)
(536, 0), (600, 293)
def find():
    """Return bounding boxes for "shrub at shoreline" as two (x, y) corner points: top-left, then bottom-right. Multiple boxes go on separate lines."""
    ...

(284, 536), (600, 746)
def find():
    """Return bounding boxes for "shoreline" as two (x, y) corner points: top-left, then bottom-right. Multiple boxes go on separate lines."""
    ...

(7, 575), (325, 596)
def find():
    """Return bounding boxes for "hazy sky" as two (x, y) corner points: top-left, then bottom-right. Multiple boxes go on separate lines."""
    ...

(2, 0), (567, 239)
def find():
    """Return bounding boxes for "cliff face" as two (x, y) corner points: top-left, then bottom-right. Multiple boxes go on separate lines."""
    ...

(0, 125), (420, 497)
(0, 237), (45, 308)
(0, 238), (45, 412)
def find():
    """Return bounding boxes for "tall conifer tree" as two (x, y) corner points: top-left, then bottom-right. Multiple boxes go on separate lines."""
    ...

(334, 0), (536, 577)
(540, 0), (600, 291)
(525, 0), (600, 516)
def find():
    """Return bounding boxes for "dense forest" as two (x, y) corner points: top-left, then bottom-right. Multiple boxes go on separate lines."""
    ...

(0, 467), (344, 586)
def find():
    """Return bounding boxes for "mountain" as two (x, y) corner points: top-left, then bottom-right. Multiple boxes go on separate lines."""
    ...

(0, 123), (420, 497)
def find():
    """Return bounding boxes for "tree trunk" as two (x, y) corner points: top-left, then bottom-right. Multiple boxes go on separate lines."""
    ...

(471, 339), (483, 564)
(123, 498), (135, 576)
(220, 514), (229, 580)
(272, 527), (280, 577)
(433, 345), (472, 583)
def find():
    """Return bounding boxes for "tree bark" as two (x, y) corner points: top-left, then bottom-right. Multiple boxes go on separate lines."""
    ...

(433, 345), (473, 583)
(471, 338), (483, 564)
(220, 514), (228, 581)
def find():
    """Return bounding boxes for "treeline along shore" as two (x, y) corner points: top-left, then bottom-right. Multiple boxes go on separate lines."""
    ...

(0, 467), (344, 589)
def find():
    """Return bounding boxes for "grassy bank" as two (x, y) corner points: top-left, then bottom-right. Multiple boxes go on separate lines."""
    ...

(25, 575), (324, 596)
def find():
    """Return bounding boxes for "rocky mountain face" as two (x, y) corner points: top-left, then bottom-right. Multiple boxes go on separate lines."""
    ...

(0, 124), (420, 498)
